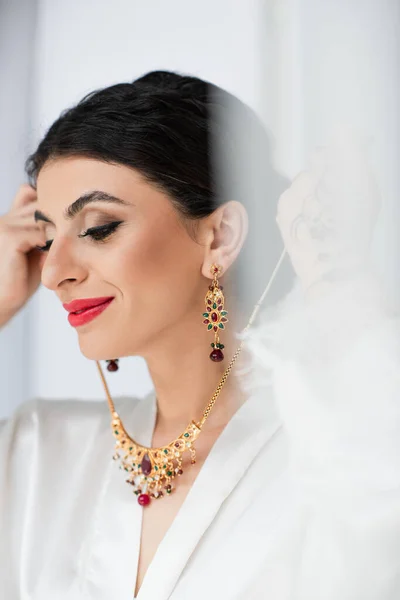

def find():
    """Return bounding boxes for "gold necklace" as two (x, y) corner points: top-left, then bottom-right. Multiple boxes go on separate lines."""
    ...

(96, 342), (242, 506)
(96, 250), (286, 507)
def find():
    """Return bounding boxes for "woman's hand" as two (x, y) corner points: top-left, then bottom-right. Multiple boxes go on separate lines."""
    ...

(0, 184), (46, 328)
(276, 128), (381, 295)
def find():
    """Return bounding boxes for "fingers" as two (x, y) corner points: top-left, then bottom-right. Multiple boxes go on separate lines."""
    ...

(14, 201), (40, 217)
(4, 210), (39, 228)
(4, 196), (41, 226)
(10, 183), (37, 210)
(5, 226), (47, 254)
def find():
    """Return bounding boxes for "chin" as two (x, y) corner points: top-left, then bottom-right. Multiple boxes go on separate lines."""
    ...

(76, 324), (144, 360)
(78, 339), (118, 362)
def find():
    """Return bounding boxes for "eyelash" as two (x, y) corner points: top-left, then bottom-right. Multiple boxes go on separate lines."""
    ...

(36, 221), (123, 253)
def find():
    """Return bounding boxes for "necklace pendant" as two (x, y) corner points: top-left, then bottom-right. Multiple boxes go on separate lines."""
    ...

(141, 453), (152, 476)
(138, 493), (151, 506)
(111, 415), (201, 506)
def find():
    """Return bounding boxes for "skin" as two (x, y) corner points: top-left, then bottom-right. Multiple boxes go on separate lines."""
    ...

(0, 184), (46, 325)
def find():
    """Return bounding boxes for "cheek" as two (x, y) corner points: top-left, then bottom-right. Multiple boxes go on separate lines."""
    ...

(105, 220), (201, 317)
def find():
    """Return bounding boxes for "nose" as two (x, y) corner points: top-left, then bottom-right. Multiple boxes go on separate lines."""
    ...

(40, 236), (88, 292)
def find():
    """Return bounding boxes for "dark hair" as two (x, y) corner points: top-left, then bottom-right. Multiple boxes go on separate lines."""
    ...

(26, 70), (292, 316)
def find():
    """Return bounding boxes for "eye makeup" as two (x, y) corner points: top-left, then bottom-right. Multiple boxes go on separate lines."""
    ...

(36, 220), (124, 252)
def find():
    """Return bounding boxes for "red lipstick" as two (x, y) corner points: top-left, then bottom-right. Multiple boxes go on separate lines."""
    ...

(62, 296), (114, 327)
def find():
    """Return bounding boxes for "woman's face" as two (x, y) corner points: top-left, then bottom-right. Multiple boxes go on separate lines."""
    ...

(35, 157), (212, 361)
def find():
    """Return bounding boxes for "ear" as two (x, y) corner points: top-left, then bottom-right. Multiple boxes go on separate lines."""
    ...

(200, 201), (248, 279)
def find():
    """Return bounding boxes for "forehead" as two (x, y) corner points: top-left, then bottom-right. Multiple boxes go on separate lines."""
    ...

(35, 156), (179, 224)
(37, 157), (144, 201)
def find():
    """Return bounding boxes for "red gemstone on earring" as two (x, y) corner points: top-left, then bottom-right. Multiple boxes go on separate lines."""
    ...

(141, 453), (152, 476)
(138, 493), (151, 506)
(107, 360), (119, 372)
(210, 348), (224, 362)
(211, 312), (218, 322)
(213, 326), (218, 331)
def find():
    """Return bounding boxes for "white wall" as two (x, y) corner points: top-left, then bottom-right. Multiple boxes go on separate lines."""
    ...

(0, 0), (38, 419)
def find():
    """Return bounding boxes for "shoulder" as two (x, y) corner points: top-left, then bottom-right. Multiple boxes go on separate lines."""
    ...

(0, 395), (142, 451)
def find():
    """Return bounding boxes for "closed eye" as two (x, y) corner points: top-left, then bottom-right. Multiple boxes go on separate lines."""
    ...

(35, 221), (124, 252)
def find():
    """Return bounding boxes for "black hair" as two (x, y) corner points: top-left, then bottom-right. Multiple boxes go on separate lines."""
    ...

(26, 70), (292, 316)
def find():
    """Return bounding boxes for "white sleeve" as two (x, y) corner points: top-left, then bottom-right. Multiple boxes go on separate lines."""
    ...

(240, 274), (400, 600)
(0, 398), (39, 596)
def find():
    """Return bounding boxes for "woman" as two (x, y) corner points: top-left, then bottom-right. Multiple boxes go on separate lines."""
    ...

(0, 71), (399, 599)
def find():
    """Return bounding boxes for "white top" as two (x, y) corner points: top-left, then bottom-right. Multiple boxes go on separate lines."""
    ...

(1, 278), (400, 599)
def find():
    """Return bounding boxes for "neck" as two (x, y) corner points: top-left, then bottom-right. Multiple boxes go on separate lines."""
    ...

(142, 312), (250, 442)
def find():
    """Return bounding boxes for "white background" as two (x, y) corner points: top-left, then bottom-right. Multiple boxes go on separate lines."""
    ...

(0, 0), (399, 417)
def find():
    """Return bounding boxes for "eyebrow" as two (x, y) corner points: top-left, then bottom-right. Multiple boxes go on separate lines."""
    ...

(34, 190), (130, 224)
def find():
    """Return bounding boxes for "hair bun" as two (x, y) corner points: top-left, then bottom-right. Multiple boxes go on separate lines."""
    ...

(133, 70), (208, 100)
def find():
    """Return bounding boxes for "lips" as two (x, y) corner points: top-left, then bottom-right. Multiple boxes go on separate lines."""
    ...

(62, 296), (114, 327)
(63, 296), (114, 313)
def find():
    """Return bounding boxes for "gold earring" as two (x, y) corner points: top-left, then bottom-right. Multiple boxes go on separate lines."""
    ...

(202, 263), (228, 362)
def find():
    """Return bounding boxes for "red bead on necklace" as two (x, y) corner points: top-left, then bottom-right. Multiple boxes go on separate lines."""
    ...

(138, 493), (151, 506)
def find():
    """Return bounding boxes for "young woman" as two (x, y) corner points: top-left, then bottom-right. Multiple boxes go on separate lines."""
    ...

(0, 71), (399, 600)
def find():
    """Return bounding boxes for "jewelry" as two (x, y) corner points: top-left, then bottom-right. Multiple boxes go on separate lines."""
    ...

(106, 359), (119, 372)
(105, 264), (227, 370)
(96, 250), (287, 507)
(203, 264), (228, 362)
